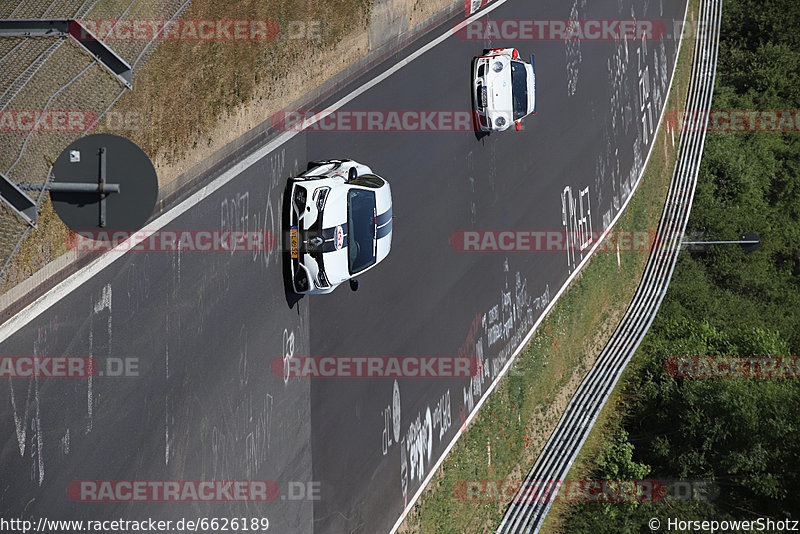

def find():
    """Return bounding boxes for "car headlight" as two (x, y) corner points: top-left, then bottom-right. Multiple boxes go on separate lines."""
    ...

(293, 185), (307, 212)
(495, 116), (507, 128)
(315, 187), (330, 212)
(295, 268), (309, 291)
(492, 61), (504, 72)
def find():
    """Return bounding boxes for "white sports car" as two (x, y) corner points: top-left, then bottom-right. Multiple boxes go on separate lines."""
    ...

(288, 159), (392, 294)
(472, 48), (536, 132)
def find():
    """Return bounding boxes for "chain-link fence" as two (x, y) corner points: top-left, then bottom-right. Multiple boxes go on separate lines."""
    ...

(0, 0), (191, 288)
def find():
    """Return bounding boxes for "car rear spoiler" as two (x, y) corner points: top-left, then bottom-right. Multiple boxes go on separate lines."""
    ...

(530, 54), (537, 115)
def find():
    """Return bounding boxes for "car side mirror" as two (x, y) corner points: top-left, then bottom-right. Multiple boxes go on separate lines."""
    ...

(515, 121), (522, 131)
(348, 167), (358, 182)
(349, 279), (359, 291)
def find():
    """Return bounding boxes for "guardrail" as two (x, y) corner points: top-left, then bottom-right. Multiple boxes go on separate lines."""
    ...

(496, 0), (722, 531)
(0, 0), (191, 289)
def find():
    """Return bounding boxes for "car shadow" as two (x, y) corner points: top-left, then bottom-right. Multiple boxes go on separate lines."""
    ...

(281, 180), (304, 309)
(473, 127), (490, 142)
(470, 109), (490, 141)
(473, 129), (490, 142)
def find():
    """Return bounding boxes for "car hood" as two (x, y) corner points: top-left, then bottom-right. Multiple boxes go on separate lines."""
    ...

(319, 186), (348, 228)
(320, 247), (351, 284)
(485, 56), (513, 122)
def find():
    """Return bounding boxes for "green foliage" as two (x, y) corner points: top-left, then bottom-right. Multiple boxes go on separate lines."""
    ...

(683, 0), (800, 350)
(632, 321), (799, 516)
(597, 429), (651, 482)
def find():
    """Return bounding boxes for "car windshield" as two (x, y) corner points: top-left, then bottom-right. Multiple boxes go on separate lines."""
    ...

(347, 189), (377, 274)
(510, 61), (529, 120)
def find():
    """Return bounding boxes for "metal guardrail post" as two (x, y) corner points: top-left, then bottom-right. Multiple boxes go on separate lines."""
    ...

(0, 19), (132, 88)
(0, 171), (37, 228)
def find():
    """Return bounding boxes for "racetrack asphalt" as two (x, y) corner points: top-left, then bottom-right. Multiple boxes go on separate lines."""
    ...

(0, 0), (685, 532)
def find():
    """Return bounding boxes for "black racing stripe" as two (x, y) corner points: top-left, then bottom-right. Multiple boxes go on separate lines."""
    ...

(376, 207), (392, 227)
(376, 219), (392, 239)
(321, 240), (343, 253)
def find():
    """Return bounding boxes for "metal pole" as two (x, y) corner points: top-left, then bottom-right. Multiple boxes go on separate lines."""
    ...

(681, 240), (759, 245)
(682, 232), (760, 252)
(46, 183), (121, 193)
